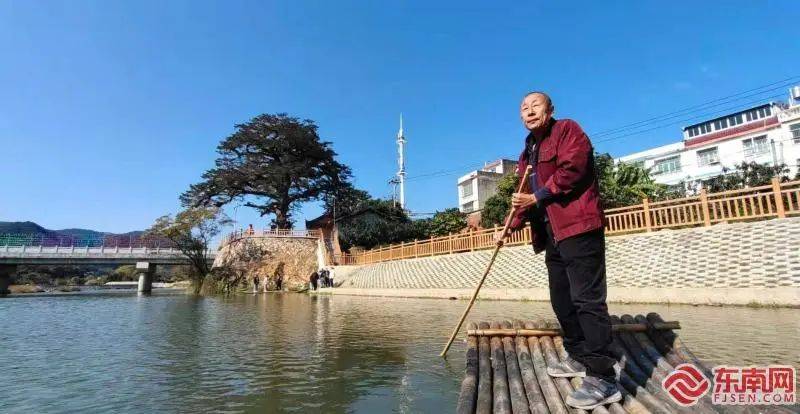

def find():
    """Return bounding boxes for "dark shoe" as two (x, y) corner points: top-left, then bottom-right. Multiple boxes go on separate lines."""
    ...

(546, 355), (586, 378)
(566, 376), (622, 410)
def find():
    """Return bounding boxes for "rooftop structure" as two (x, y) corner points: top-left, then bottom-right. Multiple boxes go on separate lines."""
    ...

(617, 87), (800, 187)
(457, 159), (518, 213)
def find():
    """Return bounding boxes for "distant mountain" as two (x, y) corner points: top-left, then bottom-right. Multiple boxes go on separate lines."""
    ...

(0, 221), (143, 237)
(0, 221), (57, 235)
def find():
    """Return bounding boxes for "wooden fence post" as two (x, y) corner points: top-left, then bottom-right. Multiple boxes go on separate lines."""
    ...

(642, 198), (652, 232)
(700, 188), (711, 227)
(772, 177), (786, 218)
(469, 229), (474, 252)
(448, 233), (454, 254)
(414, 239), (418, 258)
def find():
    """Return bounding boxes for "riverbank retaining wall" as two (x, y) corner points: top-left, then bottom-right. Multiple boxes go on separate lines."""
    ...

(214, 237), (318, 291)
(323, 217), (800, 306)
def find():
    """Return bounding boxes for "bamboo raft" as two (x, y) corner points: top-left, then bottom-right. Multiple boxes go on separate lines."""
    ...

(456, 313), (794, 414)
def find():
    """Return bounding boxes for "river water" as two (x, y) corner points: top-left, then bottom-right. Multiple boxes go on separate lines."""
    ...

(1, 290), (797, 413)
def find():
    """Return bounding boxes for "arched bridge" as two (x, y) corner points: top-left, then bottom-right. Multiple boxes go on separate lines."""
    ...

(0, 234), (216, 294)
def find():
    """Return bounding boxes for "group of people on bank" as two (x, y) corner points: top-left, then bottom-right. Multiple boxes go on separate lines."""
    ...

(250, 268), (335, 292)
(309, 268), (334, 290)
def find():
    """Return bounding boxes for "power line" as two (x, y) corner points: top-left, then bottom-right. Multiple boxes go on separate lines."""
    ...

(405, 161), (488, 181)
(407, 125), (797, 184)
(402, 76), (799, 183)
(591, 75), (800, 138)
(594, 92), (788, 144)
(593, 85), (793, 139)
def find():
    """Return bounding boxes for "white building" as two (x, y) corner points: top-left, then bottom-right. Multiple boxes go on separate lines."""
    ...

(457, 159), (518, 213)
(617, 88), (800, 187)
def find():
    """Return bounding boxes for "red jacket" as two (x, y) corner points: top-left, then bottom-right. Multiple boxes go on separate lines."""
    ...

(510, 118), (604, 252)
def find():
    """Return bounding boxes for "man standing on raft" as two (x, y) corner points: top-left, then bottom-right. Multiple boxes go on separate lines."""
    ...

(501, 91), (620, 409)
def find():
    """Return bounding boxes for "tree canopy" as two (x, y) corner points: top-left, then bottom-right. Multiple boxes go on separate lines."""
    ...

(480, 173), (519, 228)
(328, 186), (469, 251)
(181, 113), (351, 229)
(323, 184), (372, 219)
(146, 207), (229, 293)
(595, 153), (668, 208)
(415, 208), (468, 238)
(336, 198), (418, 251)
(702, 161), (791, 193)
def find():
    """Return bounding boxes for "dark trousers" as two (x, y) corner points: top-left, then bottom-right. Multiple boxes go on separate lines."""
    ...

(544, 223), (616, 382)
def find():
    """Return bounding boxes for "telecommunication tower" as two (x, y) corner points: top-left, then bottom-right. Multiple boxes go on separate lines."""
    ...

(396, 114), (406, 209)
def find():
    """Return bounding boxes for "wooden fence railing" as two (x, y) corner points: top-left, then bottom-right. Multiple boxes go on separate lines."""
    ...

(334, 177), (800, 266)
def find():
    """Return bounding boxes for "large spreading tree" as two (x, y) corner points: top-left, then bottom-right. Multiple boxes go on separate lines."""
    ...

(181, 113), (351, 229)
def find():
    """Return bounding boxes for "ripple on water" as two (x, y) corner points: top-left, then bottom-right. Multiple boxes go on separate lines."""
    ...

(0, 291), (797, 413)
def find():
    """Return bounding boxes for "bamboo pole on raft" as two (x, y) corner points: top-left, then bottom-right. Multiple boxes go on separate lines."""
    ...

(440, 166), (533, 358)
(465, 321), (681, 337)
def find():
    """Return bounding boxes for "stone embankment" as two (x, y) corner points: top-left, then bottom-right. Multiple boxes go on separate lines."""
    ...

(321, 217), (800, 307)
(213, 236), (318, 291)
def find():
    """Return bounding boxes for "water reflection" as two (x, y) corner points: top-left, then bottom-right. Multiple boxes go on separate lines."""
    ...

(0, 291), (797, 413)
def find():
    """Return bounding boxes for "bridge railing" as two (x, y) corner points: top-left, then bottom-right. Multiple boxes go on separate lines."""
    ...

(0, 234), (178, 249)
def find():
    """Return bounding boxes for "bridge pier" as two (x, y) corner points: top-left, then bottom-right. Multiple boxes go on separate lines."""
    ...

(136, 262), (156, 293)
(0, 264), (16, 295)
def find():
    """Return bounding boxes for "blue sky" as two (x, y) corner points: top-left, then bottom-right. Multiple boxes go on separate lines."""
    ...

(1, 1), (798, 234)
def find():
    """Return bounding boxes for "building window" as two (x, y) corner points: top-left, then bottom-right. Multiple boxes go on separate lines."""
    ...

(728, 114), (743, 127)
(688, 124), (710, 137)
(743, 106), (772, 123)
(653, 156), (681, 175)
(742, 135), (769, 158)
(714, 119), (728, 131)
(791, 123), (800, 144)
(461, 201), (474, 213)
(460, 181), (473, 198)
(687, 122), (714, 137)
(697, 147), (719, 166)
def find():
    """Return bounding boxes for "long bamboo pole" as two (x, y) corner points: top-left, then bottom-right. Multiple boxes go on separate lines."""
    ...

(440, 165), (533, 358)
(466, 321), (680, 337)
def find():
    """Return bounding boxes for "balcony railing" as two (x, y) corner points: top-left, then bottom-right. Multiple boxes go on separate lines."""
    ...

(777, 105), (800, 122)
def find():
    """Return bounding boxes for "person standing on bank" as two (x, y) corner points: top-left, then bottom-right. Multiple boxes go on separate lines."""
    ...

(500, 91), (620, 409)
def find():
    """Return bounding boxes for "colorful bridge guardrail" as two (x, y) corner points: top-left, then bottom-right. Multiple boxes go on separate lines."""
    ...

(0, 233), (178, 249)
